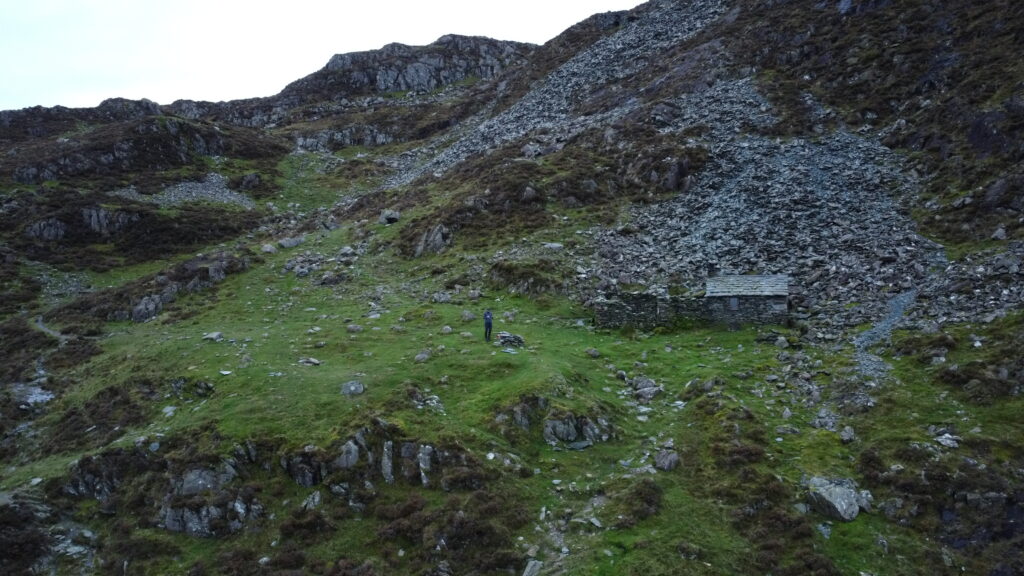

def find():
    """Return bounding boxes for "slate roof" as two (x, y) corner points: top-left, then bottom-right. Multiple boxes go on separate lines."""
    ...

(705, 275), (790, 297)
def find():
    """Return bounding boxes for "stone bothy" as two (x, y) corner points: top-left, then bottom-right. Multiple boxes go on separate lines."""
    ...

(594, 274), (791, 328)
(704, 274), (791, 325)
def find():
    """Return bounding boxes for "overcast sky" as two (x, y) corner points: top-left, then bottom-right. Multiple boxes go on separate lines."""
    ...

(0, 0), (644, 111)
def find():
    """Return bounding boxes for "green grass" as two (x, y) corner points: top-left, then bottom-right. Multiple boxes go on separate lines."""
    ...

(6, 146), (1009, 576)
(5, 221), (829, 572)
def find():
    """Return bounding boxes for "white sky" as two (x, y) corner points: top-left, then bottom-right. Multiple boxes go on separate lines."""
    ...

(0, 0), (644, 111)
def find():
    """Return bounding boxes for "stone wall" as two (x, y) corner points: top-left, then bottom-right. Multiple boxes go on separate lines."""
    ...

(594, 293), (663, 329)
(705, 295), (789, 326)
(594, 292), (788, 328)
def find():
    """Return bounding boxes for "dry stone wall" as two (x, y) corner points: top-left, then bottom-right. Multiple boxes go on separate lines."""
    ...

(594, 291), (787, 328)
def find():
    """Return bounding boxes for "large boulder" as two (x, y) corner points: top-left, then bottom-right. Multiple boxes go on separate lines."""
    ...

(379, 209), (401, 224)
(806, 476), (873, 521)
(414, 224), (452, 257)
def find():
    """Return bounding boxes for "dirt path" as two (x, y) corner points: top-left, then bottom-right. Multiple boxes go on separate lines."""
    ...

(34, 315), (70, 346)
(852, 289), (918, 380)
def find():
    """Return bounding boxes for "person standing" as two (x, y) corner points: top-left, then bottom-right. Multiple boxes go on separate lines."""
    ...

(483, 309), (493, 342)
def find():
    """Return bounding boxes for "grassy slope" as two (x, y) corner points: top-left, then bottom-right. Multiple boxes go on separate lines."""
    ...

(3, 116), (1021, 575)
(0, 206), (947, 575)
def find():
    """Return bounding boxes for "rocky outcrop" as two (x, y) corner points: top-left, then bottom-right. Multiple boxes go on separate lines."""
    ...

(277, 421), (479, 492)
(159, 492), (263, 538)
(25, 218), (66, 241)
(81, 207), (139, 235)
(0, 98), (160, 143)
(494, 395), (549, 432)
(289, 35), (533, 101)
(158, 462), (263, 537)
(494, 395), (612, 450)
(124, 253), (237, 322)
(164, 35), (532, 131)
(542, 413), (612, 450)
(294, 126), (396, 151)
(414, 224), (452, 257)
(2, 106), (286, 185)
(63, 448), (162, 504)
(55, 251), (248, 323)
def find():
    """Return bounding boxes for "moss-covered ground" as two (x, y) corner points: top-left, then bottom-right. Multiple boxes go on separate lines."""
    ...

(6, 205), (1013, 574)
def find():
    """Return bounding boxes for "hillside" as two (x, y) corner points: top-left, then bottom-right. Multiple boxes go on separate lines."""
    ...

(1, 1), (1022, 575)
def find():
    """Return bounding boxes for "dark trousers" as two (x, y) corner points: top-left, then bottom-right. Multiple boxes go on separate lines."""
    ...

(484, 322), (492, 341)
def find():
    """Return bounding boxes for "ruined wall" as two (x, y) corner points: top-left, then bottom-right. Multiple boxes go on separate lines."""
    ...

(594, 292), (670, 329)
(594, 293), (788, 328)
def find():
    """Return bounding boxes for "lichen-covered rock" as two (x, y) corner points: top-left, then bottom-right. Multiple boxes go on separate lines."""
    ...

(414, 224), (451, 257)
(806, 476), (872, 521)
(655, 450), (680, 471)
(542, 413), (610, 447)
(25, 218), (67, 241)
(379, 209), (401, 224)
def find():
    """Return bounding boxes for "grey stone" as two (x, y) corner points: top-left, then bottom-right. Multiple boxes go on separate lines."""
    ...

(382, 441), (395, 484)
(334, 440), (360, 469)
(418, 445), (434, 486)
(635, 386), (662, 402)
(811, 408), (839, 431)
(132, 295), (162, 322)
(179, 468), (220, 496)
(414, 224), (451, 257)
(25, 218), (67, 241)
(543, 417), (577, 444)
(935, 433), (960, 448)
(379, 209), (401, 224)
(655, 450), (680, 471)
(806, 477), (871, 521)
(523, 559), (543, 576)
(302, 490), (322, 510)
(261, 243), (277, 254)
(82, 207), (138, 235)
(278, 236), (304, 249)
(415, 351), (431, 363)
(341, 381), (364, 396)
(633, 377), (658, 390)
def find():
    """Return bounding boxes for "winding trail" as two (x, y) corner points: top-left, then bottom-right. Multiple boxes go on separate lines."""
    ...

(852, 289), (918, 380)
(35, 315), (70, 346)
